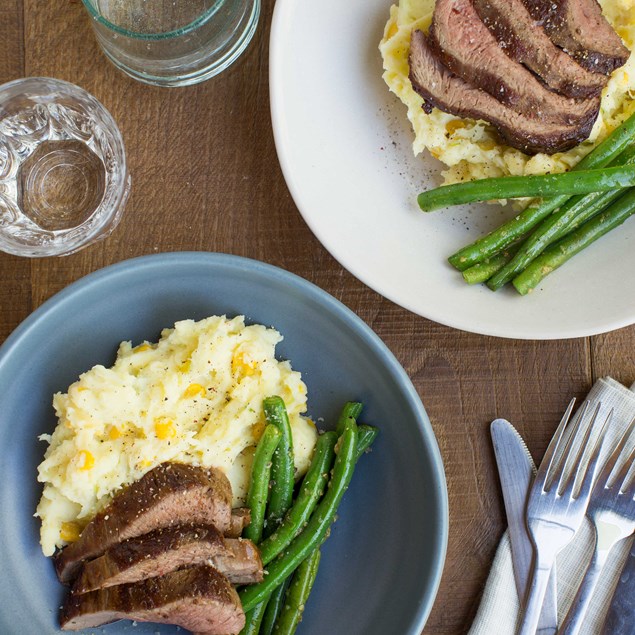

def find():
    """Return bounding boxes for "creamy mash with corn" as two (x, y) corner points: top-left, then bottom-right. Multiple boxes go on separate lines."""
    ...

(380, 0), (635, 185)
(36, 315), (317, 556)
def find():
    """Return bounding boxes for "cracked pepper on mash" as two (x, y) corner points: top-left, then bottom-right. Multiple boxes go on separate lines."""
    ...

(36, 315), (317, 556)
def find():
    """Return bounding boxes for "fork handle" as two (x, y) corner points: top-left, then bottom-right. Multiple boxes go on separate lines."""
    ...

(561, 528), (628, 635)
(519, 555), (555, 635)
(560, 547), (607, 635)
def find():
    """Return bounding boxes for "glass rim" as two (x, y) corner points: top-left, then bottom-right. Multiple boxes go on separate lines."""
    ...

(80, 0), (222, 40)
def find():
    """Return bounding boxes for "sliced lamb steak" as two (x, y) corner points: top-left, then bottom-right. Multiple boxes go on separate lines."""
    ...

(429, 0), (601, 126)
(472, 0), (607, 98)
(55, 463), (232, 584)
(60, 565), (245, 634)
(73, 524), (263, 593)
(521, 0), (630, 74)
(408, 29), (595, 154)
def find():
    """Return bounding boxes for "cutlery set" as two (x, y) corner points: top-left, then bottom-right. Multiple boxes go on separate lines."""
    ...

(492, 401), (635, 635)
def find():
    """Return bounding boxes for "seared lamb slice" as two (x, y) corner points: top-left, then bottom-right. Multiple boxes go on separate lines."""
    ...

(429, 0), (601, 126)
(408, 29), (595, 154)
(73, 524), (226, 593)
(215, 538), (264, 585)
(473, 0), (607, 98)
(227, 507), (251, 538)
(521, 0), (630, 75)
(74, 525), (263, 593)
(60, 565), (245, 634)
(55, 463), (232, 584)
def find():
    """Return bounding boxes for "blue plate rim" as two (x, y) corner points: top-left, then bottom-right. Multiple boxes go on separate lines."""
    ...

(0, 251), (449, 634)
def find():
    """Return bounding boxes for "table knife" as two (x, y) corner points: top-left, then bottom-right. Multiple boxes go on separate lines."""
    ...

(491, 418), (558, 635)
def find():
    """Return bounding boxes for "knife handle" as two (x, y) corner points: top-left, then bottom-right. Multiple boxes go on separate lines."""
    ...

(602, 538), (635, 635)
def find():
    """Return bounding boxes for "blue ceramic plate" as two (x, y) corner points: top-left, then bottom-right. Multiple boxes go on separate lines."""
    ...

(0, 252), (447, 634)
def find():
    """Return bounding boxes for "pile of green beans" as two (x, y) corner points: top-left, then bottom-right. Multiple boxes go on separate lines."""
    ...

(417, 111), (635, 293)
(239, 399), (377, 635)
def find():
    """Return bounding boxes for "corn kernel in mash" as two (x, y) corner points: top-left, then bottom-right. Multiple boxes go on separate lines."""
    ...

(36, 315), (317, 556)
(380, 0), (635, 186)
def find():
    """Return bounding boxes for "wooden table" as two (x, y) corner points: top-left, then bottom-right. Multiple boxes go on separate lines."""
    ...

(2, 1), (635, 633)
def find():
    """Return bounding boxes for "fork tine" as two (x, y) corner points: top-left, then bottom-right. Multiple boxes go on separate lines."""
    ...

(626, 463), (635, 500)
(575, 407), (613, 501)
(599, 416), (635, 490)
(623, 436), (635, 498)
(556, 401), (593, 495)
(610, 418), (635, 492)
(618, 449), (635, 495)
(536, 398), (576, 491)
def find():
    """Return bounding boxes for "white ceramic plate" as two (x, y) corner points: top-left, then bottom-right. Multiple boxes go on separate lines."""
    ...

(269, 0), (635, 339)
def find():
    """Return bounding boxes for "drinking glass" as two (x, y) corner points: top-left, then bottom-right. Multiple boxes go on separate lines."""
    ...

(81, 0), (261, 87)
(0, 78), (130, 257)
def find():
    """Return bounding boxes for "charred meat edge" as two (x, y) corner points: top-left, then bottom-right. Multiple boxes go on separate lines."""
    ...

(211, 537), (264, 586)
(55, 462), (232, 584)
(60, 564), (245, 634)
(429, 0), (601, 126)
(226, 507), (251, 538)
(521, 0), (630, 75)
(472, 0), (607, 98)
(73, 524), (263, 593)
(408, 29), (597, 154)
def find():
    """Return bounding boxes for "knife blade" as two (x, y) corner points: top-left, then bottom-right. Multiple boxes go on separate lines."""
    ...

(602, 538), (635, 635)
(491, 418), (558, 635)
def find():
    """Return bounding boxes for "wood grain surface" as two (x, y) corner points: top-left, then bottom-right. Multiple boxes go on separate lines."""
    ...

(1, 1), (635, 633)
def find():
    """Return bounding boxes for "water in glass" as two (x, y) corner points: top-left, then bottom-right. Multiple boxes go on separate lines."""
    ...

(0, 78), (129, 256)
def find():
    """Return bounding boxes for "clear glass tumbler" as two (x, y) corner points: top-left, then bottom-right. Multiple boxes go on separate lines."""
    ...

(0, 78), (130, 257)
(81, 0), (261, 87)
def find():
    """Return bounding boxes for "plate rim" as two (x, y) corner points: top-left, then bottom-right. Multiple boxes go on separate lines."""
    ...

(0, 251), (449, 635)
(268, 0), (635, 340)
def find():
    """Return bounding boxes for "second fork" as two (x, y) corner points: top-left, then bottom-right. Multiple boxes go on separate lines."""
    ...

(559, 417), (635, 635)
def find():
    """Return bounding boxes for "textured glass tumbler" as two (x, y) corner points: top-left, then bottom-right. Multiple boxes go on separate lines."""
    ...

(81, 0), (261, 87)
(0, 78), (130, 257)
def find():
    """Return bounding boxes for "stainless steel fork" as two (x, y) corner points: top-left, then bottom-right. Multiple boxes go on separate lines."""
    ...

(559, 417), (635, 635)
(518, 400), (611, 635)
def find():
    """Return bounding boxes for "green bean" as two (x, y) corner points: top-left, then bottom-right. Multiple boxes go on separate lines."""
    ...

(263, 396), (295, 537)
(243, 424), (281, 544)
(513, 188), (635, 294)
(355, 424), (379, 461)
(273, 549), (322, 635)
(462, 247), (517, 285)
(418, 165), (635, 212)
(260, 578), (291, 635)
(239, 419), (358, 612)
(239, 597), (270, 635)
(447, 111), (635, 270)
(487, 146), (635, 289)
(336, 401), (363, 436)
(259, 431), (337, 565)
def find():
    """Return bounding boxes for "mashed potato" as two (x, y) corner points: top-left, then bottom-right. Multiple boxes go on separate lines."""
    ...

(36, 315), (317, 556)
(380, 0), (635, 185)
